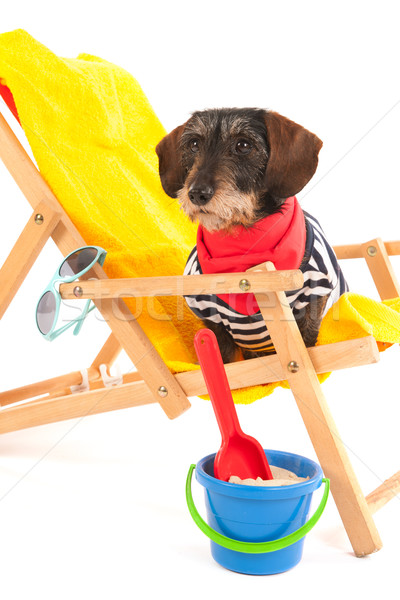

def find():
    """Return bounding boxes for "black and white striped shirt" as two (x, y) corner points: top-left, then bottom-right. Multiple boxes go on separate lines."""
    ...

(183, 212), (348, 352)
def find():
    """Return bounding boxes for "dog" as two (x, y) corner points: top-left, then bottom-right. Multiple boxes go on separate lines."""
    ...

(156, 108), (348, 363)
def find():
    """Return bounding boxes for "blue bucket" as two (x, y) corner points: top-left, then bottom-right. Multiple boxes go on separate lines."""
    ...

(186, 449), (329, 575)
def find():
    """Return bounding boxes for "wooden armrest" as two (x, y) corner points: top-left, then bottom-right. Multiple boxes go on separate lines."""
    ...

(334, 240), (400, 259)
(59, 268), (304, 300)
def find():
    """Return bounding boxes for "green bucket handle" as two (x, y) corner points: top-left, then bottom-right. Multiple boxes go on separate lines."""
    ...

(186, 464), (330, 554)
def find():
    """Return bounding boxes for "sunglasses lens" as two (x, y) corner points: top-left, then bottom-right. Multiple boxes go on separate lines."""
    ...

(37, 291), (57, 335)
(59, 247), (98, 278)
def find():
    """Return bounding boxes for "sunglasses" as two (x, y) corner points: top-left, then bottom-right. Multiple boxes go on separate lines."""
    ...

(36, 246), (107, 341)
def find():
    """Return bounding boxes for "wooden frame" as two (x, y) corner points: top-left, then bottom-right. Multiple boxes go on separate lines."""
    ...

(0, 101), (399, 558)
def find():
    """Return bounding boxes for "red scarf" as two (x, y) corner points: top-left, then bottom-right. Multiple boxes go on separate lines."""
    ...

(196, 196), (306, 315)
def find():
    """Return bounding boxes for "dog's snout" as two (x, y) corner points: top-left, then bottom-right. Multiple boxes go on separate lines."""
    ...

(188, 185), (214, 206)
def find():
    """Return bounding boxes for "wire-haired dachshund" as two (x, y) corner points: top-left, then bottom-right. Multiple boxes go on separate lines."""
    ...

(156, 108), (348, 363)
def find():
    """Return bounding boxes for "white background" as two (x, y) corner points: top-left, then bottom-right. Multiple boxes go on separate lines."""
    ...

(0, 1), (400, 598)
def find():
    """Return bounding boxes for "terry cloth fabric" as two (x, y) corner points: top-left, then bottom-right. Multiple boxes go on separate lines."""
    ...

(318, 294), (400, 349)
(0, 29), (200, 368)
(1, 30), (400, 404)
(184, 210), (349, 352)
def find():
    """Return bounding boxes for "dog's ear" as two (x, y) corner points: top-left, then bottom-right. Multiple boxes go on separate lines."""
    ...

(156, 123), (187, 198)
(263, 111), (323, 198)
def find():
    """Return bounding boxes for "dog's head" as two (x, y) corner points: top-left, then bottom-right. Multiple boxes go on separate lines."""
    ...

(156, 108), (322, 232)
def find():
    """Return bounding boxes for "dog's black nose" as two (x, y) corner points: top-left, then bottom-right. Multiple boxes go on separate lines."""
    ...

(188, 185), (214, 206)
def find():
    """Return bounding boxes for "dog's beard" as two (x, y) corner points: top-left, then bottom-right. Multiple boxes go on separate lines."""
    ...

(177, 185), (258, 232)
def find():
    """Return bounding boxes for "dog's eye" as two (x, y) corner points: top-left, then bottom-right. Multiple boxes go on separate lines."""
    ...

(235, 140), (252, 154)
(190, 139), (200, 153)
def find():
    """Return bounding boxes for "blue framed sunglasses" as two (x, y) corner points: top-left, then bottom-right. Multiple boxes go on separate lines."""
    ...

(36, 246), (107, 341)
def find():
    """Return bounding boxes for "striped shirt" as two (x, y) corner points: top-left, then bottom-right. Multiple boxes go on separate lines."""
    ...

(183, 211), (349, 352)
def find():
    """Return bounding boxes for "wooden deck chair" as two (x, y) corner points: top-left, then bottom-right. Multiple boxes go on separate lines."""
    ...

(0, 79), (399, 561)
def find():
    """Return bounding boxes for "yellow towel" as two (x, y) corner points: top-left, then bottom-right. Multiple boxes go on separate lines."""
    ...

(318, 293), (400, 349)
(1, 30), (400, 404)
(0, 29), (201, 368)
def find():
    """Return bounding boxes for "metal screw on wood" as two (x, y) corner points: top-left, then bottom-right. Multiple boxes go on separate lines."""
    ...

(287, 361), (300, 373)
(158, 385), (168, 398)
(239, 278), (251, 292)
(367, 245), (377, 257)
(34, 213), (44, 225)
(73, 285), (83, 298)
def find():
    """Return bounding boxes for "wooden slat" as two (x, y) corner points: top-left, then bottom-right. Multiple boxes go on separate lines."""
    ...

(361, 238), (400, 300)
(0, 380), (157, 434)
(176, 336), (379, 396)
(0, 367), (100, 406)
(366, 471), (400, 514)
(59, 269), (304, 300)
(0, 200), (61, 318)
(0, 112), (57, 208)
(0, 336), (379, 432)
(250, 261), (382, 557)
(334, 240), (400, 260)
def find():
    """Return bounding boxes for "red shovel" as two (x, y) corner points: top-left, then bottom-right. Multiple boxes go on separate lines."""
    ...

(194, 328), (273, 482)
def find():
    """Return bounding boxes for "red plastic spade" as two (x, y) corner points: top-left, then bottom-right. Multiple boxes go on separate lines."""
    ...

(194, 328), (273, 482)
